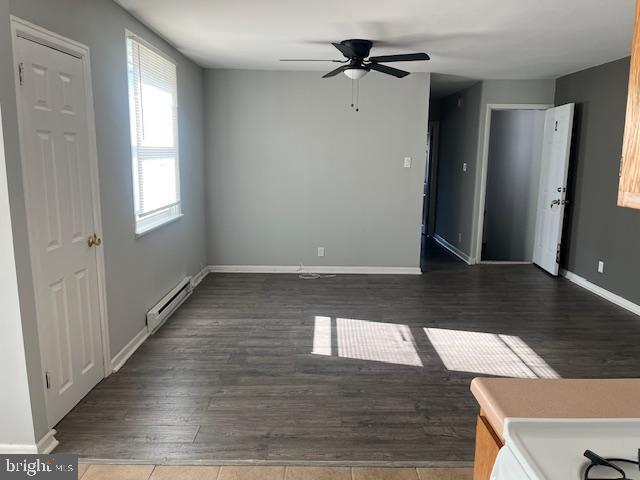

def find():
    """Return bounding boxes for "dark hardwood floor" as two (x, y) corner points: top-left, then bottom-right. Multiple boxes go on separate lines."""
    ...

(55, 239), (640, 463)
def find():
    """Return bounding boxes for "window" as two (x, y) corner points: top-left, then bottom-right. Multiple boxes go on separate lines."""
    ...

(126, 33), (181, 235)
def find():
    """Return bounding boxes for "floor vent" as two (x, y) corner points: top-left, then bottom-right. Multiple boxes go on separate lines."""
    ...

(146, 277), (193, 334)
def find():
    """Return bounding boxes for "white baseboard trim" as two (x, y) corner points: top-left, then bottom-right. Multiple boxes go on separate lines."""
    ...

(560, 269), (640, 317)
(111, 266), (209, 375)
(479, 261), (533, 265)
(37, 429), (58, 453)
(210, 265), (298, 274)
(0, 443), (38, 454)
(208, 265), (422, 275)
(0, 430), (58, 454)
(191, 266), (209, 287)
(111, 327), (149, 373)
(432, 234), (473, 265)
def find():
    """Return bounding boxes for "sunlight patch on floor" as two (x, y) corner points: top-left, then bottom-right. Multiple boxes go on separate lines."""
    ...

(312, 316), (423, 366)
(425, 328), (559, 378)
(337, 318), (423, 367)
(312, 316), (332, 356)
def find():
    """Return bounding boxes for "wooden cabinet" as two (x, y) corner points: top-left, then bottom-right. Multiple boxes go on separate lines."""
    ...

(619, 0), (640, 209)
(473, 415), (504, 480)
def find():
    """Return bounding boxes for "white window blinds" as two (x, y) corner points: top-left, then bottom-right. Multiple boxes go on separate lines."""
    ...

(126, 34), (181, 235)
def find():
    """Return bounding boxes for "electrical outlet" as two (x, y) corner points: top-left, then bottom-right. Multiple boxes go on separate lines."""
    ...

(462, 163), (468, 173)
(403, 157), (412, 169)
(317, 247), (325, 257)
(598, 260), (604, 273)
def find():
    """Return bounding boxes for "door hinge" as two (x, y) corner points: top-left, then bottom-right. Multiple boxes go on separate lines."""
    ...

(18, 62), (24, 86)
(45, 371), (51, 389)
(556, 243), (562, 264)
(554, 120), (558, 132)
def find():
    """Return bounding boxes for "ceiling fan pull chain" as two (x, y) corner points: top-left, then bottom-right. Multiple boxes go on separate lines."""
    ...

(356, 79), (360, 112)
(351, 78), (354, 108)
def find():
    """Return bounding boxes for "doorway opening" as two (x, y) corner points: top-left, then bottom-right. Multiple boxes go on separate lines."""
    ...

(422, 121), (439, 239)
(481, 109), (546, 262)
(11, 16), (110, 431)
(420, 120), (441, 270)
(475, 103), (575, 275)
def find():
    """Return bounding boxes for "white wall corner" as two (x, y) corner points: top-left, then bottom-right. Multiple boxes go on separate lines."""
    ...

(560, 269), (640, 317)
(110, 327), (149, 373)
(191, 265), (209, 287)
(432, 234), (474, 265)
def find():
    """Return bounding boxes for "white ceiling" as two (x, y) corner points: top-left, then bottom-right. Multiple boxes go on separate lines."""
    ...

(116, 0), (634, 80)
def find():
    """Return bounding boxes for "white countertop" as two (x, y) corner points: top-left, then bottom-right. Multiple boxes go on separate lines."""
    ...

(491, 418), (640, 480)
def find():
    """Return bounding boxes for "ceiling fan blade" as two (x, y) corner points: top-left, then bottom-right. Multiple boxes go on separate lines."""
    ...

(322, 65), (350, 78)
(332, 42), (355, 58)
(280, 59), (345, 62)
(368, 63), (410, 78)
(369, 53), (430, 63)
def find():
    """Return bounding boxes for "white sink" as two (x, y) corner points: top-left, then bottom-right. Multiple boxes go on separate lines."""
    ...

(491, 418), (640, 480)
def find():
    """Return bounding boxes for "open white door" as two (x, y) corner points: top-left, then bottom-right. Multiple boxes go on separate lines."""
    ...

(533, 104), (575, 275)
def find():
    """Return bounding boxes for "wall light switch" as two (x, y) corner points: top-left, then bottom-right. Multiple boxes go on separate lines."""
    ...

(598, 260), (604, 273)
(463, 163), (468, 173)
(404, 157), (412, 169)
(318, 247), (325, 257)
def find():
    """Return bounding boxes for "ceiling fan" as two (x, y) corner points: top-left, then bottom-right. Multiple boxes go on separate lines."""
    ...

(281, 39), (430, 80)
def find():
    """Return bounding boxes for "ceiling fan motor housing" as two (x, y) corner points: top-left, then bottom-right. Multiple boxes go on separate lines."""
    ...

(340, 39), (373, 59)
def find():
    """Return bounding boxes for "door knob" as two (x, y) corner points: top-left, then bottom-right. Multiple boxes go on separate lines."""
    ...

(88, 233), (102, 247)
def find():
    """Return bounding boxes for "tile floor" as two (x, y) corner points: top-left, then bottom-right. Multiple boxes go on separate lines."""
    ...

(78, 464), (473, 480)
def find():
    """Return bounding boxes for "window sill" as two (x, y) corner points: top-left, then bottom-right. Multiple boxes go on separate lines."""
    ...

(135, 213), (183, 238)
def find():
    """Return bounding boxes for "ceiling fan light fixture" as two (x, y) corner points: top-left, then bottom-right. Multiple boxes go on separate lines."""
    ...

(344, 67), (368, 80)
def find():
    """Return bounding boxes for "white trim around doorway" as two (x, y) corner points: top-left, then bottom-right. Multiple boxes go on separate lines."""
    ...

(10, 17), (112, 409)
(472, 103), (554, 264)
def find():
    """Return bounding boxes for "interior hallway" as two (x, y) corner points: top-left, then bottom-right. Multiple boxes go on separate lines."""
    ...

(54, 241), (640, 463)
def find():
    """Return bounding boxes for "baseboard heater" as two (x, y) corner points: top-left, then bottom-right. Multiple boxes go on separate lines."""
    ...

(146, 276), (193, 334)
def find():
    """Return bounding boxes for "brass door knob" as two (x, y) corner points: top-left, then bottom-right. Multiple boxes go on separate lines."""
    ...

(88, 233), (102, 247)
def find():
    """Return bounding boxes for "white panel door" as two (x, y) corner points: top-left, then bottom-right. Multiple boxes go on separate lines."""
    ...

(533, 104), (575, 276)
(16, 37), (105, 427)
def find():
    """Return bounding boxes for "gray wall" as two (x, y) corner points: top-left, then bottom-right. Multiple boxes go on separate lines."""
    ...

(0, 0), (207, 438)
(483, 110), (545, 261)
(556, 57), (640, 304)
(434, 82), (482, 253)
(434, 80), (556, 259)
(204, 70), (430, 268)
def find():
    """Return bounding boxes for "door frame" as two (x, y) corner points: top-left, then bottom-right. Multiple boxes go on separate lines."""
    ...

(425, 121), (440, 237)
(473, 103), (554, 264)
(10, 17), (112, 408)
